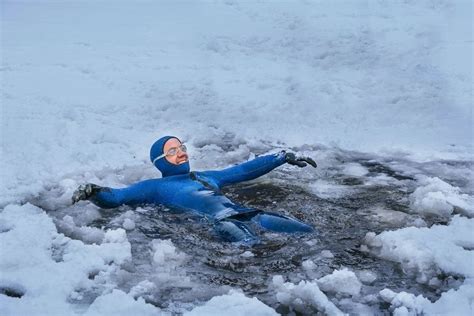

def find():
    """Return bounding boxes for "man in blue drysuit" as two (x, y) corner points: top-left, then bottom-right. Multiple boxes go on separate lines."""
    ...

(72, 136), (317, 244)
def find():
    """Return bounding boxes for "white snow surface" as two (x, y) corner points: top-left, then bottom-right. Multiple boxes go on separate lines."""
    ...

(317, 268), (362, 297)
(1, 0), (473, 315)
(184, 290), (278, 316)
(272, 275), (345, 316)
(409, 176), (474, 218)
(1, 0), (472, 206)
(0, 203), (158, 316)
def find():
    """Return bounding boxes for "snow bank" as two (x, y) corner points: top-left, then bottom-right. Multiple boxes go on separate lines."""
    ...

(409, 177), (474, 218)
(0, 203), (160, 315)
(272, 275), (345, 316)
(185, 290), (278, 316)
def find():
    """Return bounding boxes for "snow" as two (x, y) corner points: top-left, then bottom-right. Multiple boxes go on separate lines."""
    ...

(272, 275), (345, 316)
(122, 218), (136, 231)
(0, 203), (158, 316)
(342, 163), (368, 177)
(84, 289), (159, 316)
(151, 239), (186, 266)
(184, 290), (278, 316)
(363, 215), (474, 313)
(317, 268), (362, 297)
(1, 0), (473, 314)
(363, 216), (474, 282)
(380, 280), (474, 316)
(409, 176), (474, 218)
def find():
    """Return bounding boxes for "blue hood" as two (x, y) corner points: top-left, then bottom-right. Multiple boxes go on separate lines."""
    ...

(150, 136), (190, 177)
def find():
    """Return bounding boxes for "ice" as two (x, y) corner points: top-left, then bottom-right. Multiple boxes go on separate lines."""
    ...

(0, 203), (138, 315)
(309, 180), (355, 199)
(56, 215), (105, 244)
(357, 270), (377, 285)
(363, 216), (474, 282)
(342, 163), (368, 177)
(380, 279), (474, 316)
(129, 280), (157, 299)
(317, 268), (362, 297)
(184, 290), (278, 316)
(409, 177), (474, 218)
(122, 218), (135, 231)
(151, 239), (186, 266)
(84, 289), (159, 316)
(272, 275), (345, 316)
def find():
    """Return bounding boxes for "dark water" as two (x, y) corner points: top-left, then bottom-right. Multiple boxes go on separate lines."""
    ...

(43, 151), (472, 315)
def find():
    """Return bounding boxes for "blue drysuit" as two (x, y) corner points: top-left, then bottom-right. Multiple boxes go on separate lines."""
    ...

(91, 136), (313, 244)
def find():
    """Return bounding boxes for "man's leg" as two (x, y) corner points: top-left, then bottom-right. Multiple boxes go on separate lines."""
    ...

(213, 219), (259, 245)
(253, 212), (314, 233)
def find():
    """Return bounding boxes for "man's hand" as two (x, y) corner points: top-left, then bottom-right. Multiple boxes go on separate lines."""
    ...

(72, 183), (103, 204)
(284, 152), (317, 168)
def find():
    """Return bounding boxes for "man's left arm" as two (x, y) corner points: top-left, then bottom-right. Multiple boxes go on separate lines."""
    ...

(202, 151), (316, 188)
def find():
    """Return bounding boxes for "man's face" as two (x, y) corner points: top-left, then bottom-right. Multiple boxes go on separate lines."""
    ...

(163, 138), (189, 165)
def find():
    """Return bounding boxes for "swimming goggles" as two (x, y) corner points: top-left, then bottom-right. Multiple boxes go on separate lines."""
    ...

(153, 144), (187, 164)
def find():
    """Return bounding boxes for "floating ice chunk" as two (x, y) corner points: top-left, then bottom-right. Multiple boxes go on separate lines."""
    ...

(128, 280), (156, 298)
(362, 215), (474, 283)
(272, 275), (345, 316)
(379, 279), (474, 316)
(317, 268), (362, 296)
(409, 177), (474, 217)
(357, 270), (377, 285)
(342, 163), (368, 177)
(184, 290), (278, 316)
(85, 289), (159, 316)
(309, 180), (353, 199)
(57, 215), (105, 244)
(129, 280), (157, 299)
(302, 259), (316, 271)
(321, 250), (335, 258)
(151, 239), (186, 266)
(123, 218), (135, 231)
(240, 250), (254, 258)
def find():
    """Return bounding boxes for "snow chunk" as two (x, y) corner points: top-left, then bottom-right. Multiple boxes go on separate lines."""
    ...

(321, 250), (335, 258)
(151, 239), (186, 266)
(380, 279), (474, 316)
(309, 180), (354, 199)
(185, 290), (278, 316)
(357, 270), (377, 285)
(272, 275), (345, 316)
(122, 218), (135, 231)
(317, 268), (362, 296)
(85, 289), (159, 316)
(409, 177), (474, 217)
(363, 215), (474, 283)
(129, 280), (156, 299)
(342, 163), (368, 177)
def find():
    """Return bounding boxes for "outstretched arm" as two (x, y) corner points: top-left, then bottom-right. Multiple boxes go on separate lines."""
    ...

(72, 180), (159, 208)
(202, 151), (316, 188)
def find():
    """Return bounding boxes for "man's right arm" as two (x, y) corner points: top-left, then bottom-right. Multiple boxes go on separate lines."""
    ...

(72, 180), (159, 208)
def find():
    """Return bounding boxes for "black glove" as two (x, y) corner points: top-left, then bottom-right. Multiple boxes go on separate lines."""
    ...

(284, 151), (317, 168)
(72, 183), (103, 204)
